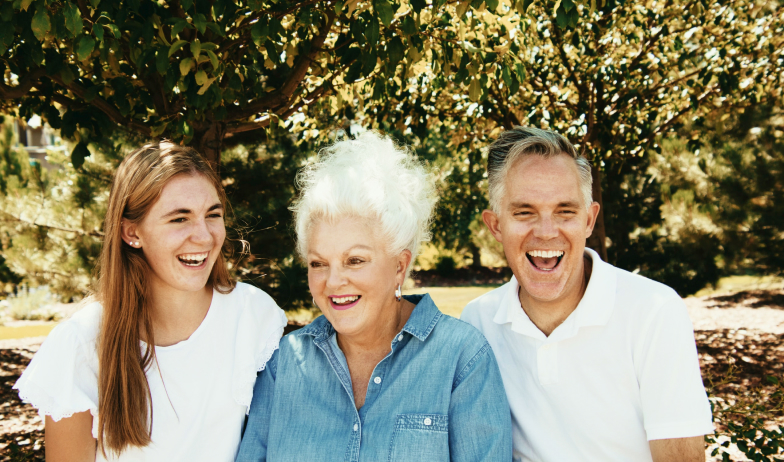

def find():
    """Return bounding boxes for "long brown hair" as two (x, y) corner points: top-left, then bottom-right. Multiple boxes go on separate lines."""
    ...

(96, 141), (235, 455)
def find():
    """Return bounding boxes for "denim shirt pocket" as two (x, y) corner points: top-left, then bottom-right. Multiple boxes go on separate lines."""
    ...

(388, 414), (449, 462)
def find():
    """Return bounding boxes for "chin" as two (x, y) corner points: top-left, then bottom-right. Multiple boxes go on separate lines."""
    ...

(519, 280), (567, 303)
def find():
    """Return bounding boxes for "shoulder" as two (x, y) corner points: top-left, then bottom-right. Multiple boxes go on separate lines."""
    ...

(606, 265), (689, 332)
(49, 299), (103, 348)
(223, 281), (278, 306)
(433, 314), (490, 351)
(461, 281), (512, 325)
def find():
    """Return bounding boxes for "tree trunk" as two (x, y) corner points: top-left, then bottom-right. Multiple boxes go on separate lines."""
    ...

(586, 164), (608, 261)
(469, 241), (482, 269)
(192, 121), (225, 173)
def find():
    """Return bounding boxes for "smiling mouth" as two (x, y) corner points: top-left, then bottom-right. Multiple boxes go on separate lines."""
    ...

(526, 250), (565, 272)
(177, 252), (209, 267)
(329, 295), (361, 310)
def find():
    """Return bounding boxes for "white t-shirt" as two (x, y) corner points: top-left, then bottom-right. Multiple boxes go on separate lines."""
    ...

(14, 282), (287, 462)
(461, 248), (714, 462)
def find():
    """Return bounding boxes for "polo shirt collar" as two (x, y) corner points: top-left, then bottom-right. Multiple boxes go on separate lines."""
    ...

(298, 293), (442, 343)
(493, 247), (617, 341)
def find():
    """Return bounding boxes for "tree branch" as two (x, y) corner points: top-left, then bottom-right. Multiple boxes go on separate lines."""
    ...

(0, 69), (47, 99)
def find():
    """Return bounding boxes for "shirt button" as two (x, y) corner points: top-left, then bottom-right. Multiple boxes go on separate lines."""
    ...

(397, 334), (404, 341)
(353, 424), (358, 431)
(373, 377), (382, 384)
(424, 417), (432, 426)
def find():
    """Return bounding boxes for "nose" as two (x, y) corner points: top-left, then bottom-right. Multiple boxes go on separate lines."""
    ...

(190, 218), (213, 245)
(325, 265), (347, 291)
(533, 215), (559, 240)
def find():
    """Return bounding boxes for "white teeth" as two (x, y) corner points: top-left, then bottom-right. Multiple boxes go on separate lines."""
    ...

(527, 250), (564, 259)
(178, 252), (208, 266)
(331, 296), (359, 304)
(178, 252), (209, 261)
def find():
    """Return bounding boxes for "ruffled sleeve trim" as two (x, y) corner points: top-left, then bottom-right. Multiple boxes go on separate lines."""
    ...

(13, 303), (102, 438)
(230, 283), (288, 414)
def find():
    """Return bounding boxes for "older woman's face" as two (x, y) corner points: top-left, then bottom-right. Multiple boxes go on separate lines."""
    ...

(307, 216), (407, 337)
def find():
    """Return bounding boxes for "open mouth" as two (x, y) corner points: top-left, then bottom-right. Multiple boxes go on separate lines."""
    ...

(177, 252), (209, 267)
(329, 295), (361, 311)
(526, 250), (565, 272)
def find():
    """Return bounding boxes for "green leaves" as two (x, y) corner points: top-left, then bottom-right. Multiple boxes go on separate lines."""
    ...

(74, 34), (95, 61)
(179, 57), (194, 76)
(63, 3), (82, 37)
(190, 39), (201, 59)
(71, 143), (90, 169)
(169, 40), (188, 57)
(374, 0), (394, 27)
(387, 37), (405, 68)
(31, 7), (51, 41)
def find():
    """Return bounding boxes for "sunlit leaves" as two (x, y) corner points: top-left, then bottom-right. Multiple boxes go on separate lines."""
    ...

(31, 7), (50, 41)
(73, 34), (95, 61)
(63, 3), (82, 37)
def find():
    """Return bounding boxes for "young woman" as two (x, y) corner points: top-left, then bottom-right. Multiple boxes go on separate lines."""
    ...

(14, 142), (287, 461)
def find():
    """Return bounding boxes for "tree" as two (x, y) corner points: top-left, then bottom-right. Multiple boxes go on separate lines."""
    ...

(0, 0), (445, 168)
(380, 0), (782, 263)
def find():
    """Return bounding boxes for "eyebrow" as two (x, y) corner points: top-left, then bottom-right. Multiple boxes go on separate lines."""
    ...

(308, 244), (374, 259)
(508, 201), (582, 209)
(161, 203), (223, 218)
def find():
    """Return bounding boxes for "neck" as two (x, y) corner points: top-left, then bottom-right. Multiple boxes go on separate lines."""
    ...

(148, 282), (213, 346)
(519, 255), (592, 337)
(337, 298), (415, 357)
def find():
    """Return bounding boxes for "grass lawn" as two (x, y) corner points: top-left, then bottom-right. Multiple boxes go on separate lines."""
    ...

(0, 323), (57, 340)
(409, 286), (499, 318)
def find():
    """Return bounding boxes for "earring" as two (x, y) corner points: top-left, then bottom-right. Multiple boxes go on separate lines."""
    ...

(395, 284), (402, 302)
(312, 298), (317, 307)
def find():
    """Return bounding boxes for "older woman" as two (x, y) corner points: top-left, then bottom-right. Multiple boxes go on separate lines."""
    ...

(237, 132), (512, 461)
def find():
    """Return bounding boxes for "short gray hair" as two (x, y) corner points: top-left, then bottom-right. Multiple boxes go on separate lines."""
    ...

(291, 131), (437, 276)
(486, 127), (593, 212)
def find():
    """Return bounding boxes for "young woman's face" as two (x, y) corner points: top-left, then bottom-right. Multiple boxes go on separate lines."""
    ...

(129, 174), (226, 296)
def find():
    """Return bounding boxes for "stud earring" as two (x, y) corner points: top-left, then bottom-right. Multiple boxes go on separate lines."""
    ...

(395, 284), (402, 302)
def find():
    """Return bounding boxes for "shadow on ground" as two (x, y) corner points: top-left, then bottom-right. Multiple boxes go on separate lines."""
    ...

(1, 348), (44, 461)
(707, 290), (784, 310)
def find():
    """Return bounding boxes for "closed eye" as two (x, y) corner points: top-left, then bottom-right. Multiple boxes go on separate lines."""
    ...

(170, 217), (187, 223)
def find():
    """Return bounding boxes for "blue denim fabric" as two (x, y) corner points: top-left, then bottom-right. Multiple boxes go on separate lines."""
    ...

(236, 294), (512, 462)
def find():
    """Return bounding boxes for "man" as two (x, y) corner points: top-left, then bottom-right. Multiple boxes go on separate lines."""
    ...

(461, 127), (714, 462)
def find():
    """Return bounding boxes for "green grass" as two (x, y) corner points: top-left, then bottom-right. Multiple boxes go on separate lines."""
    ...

(0, 323), (57, 340)
(409, 286), (499, 318)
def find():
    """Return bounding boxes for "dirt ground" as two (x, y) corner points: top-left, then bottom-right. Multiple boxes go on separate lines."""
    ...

(1, 290), (783, 461)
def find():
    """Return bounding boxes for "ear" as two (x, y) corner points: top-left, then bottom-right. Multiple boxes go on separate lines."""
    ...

(482, 209), (504, 243)
(584, 201), (601, 238)
(120, 219), (142, 248)
(395, 249), (413, 285)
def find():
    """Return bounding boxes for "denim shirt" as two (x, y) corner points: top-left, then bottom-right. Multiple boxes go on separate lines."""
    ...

(236, 294), (512, 462)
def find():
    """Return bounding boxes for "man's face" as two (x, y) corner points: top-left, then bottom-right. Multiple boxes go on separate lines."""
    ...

(483, 154), (600, 306)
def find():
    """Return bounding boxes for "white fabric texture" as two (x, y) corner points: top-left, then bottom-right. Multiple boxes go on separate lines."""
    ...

(461, 248), (714, 462)
(14, 282), (287, 462)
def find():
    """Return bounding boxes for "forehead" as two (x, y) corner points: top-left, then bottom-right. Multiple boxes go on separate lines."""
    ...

(153, 174), (219, 209)
(308, 216), (381, 255)
(503, 154), (584, 208)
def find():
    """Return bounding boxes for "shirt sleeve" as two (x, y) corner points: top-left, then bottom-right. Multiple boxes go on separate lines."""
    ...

(231, 284), (287, 414)
(634, 296), (715, 440)
(449, 342), (513, 461)
(13, 320), (99, 437)
(236, 348), (278, 462)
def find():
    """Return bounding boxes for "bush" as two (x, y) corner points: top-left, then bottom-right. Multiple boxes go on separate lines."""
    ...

(434, 255), (457, 278)
(5, 286), (60, 321)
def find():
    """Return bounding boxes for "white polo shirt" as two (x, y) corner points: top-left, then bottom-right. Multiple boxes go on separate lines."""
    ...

(461, 248), (713, 462)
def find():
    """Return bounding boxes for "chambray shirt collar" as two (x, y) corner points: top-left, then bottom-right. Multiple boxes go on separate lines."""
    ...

(493, 247), (617, 341)
(298, 293), (442, 343)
